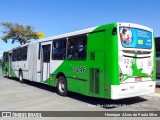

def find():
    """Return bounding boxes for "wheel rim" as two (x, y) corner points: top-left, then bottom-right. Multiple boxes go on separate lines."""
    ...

(59, 80), (65, 93)
(19, 74), (22, 81)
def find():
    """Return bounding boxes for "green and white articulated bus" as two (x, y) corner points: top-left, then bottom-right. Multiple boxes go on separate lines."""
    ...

(2, 22), (156, 99)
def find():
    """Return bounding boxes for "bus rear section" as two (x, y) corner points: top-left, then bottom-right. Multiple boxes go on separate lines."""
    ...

(111, 23), (156, 99)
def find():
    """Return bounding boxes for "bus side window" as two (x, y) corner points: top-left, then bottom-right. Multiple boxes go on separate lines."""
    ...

(17, 48), (22, 61)
(43, 45), (51, 62)
(6, 52), (8, 62)
(52, 38), (66, 60)
(12, 50), (17, 61)
(67, 34), (87, 60)
(22, 46), (28, 61)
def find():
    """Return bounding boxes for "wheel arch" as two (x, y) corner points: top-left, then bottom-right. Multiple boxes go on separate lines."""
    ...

(55, 72), (66, 87)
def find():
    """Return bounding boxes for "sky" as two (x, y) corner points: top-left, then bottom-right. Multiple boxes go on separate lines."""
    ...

(0, 0), (160, 57)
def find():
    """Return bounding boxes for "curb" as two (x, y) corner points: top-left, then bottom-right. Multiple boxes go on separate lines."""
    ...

(144, 93), (160, 99)
(153, 93), (160, 98)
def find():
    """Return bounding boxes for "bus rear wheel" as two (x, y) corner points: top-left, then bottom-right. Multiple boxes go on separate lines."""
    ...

(19, 72), (24, 83)
(57, 76), (67, 96)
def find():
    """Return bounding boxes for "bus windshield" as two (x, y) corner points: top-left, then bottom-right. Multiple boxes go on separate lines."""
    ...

(119, 27), (152, 49)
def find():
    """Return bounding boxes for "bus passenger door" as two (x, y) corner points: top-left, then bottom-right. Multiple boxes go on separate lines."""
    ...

(41, 43), (51, 83)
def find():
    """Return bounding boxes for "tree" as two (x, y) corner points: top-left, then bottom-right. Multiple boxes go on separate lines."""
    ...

(1, 22), (39, 45)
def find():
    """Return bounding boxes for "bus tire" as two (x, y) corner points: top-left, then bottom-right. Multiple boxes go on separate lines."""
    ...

(19, 72), (24, 83)
(57, 76), (67, 96)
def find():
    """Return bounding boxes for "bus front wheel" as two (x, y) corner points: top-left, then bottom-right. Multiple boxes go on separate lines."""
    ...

(57, 76), (67, 96)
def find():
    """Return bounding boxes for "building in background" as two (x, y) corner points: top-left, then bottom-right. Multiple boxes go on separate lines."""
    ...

(155, 37), (160, 79)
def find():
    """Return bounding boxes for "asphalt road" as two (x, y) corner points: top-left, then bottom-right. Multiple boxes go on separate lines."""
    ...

(0, 68), (160, 120)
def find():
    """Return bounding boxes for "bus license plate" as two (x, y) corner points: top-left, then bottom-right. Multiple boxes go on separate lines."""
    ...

(135, 77), (142, 82)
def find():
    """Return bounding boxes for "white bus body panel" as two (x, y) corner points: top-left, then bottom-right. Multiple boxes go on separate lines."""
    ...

(111, 81), (156, 99)
(28, 42), (38, 81)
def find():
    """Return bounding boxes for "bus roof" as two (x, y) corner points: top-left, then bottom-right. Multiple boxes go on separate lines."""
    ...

(8, 26), (97, 51)
(37, 22), (153, 43)
(37, 26), (97, 43)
